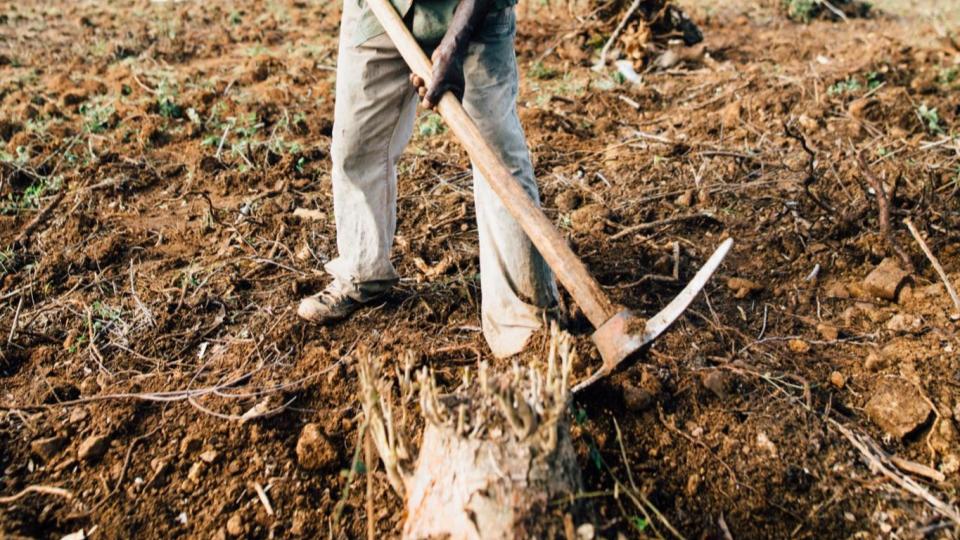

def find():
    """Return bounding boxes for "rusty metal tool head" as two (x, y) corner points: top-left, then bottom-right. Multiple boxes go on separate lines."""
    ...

(574, 238), (734, 394)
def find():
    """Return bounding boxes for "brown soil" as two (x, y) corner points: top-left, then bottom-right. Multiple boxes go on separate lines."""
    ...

(2, 0), (960, 538)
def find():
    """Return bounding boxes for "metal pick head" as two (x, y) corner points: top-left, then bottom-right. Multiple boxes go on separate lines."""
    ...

(575, 238), (734, 394)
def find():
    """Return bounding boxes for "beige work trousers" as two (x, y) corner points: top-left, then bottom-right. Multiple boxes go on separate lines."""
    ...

(325, 2), (557, 358)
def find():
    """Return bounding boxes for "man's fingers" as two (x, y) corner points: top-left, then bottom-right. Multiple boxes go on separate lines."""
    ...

(417, 86), (427, 98)
(410, 74), (425, 88)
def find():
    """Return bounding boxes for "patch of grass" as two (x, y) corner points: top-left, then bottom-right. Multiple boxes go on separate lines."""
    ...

(418, 113), (445, 137)
(828, 77), (863, 96)
(1, 175), (63, 215)
(0, 247), (15, 275)
(783, 0), (817, 22)
(528, 61), (559, 80)
(938, 67), (958, 86)
(79, 101), (114, 133)
(155, 80), (183, 119)
(917, 103), (944, 135)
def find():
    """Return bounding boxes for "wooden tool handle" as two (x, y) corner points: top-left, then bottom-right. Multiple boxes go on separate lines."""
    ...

(364, 0), (616, 328)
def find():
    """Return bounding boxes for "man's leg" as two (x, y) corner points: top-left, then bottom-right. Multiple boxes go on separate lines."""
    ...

(300, 2), (418, 322)
(461, 8), (559, 358)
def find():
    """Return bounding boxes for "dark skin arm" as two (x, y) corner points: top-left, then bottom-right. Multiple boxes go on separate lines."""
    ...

(409, 0), (493, 109)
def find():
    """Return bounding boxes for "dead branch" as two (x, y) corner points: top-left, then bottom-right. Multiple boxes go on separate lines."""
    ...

(829, 419), (960, 526)
(856, 151), (914, 273)
(0, 485), (73, 505)
(784, 122), (836, 216)
(903, 218), (960, 318)
(12, 190), (66, 247)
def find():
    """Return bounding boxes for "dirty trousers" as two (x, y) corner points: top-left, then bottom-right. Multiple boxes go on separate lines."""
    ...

(325, 4), (557, 358)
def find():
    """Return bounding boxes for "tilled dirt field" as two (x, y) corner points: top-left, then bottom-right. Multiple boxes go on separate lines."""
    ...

(2, 0), (960, 538)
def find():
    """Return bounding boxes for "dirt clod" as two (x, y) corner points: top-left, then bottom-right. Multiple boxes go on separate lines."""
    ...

(30, 436), (67, 462)
(788, 339), (811, 354)
(296, 423), (337, 471)
(702, 370), (731, 399)
(865, 379), (932, 438)
(180, 435), (202, 456)
(226, 514), (244, 537)
(817, 323), (839, 341)
(863, 258), (910, 301)
(622, 383), (655, 412)
(727, 277), (763, 298)
(78, 434), (110, 462)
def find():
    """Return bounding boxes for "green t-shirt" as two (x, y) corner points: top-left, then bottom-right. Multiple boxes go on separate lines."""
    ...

(353, 0), (518, 47)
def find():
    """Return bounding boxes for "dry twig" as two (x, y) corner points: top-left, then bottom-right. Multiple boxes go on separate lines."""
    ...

(0, 485), (73, 505)
(903, 218), (960, 318)
(856, 151), (914, 272)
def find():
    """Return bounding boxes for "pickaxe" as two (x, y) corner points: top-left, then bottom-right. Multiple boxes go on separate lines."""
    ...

(364, 0), (733, 392)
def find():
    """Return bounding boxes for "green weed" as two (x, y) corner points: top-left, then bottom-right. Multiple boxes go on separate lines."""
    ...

(938, 67), (958, 86)
(0, 247), (14, 275)
(529, 61), (558, 80)
(1, 175), (63, 215)
(79, 101), (114, 133)
(828, 77), (863, 96)
(784, 0), (817, 22)
(156, 80), (183, 119)
(418, 113), (445, 137)
(917, 103), (944, 135)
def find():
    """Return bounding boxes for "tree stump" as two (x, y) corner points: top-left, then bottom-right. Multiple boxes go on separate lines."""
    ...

(359, 327), (586, 539)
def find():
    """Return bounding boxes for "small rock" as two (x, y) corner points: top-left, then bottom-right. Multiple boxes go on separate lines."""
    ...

(756, 431), (778, 457)
(296, 423), (337, 471)
(78, 434), (110, 462)
(31, 436), (67, 462)
(68, 408), (89, 424)
(292, 207), (326, 222)
(187, 462), (205, 483)
(727, 277), (763, 299)
(675, 189), (694, 207)
(817, 323), (839, 341)
(622, 383), (655, 412)
(866, 379), (932, 438)
(291, 509), (309, 536)
(685, 473), (701, 496)
(226, 514), (244, 537)
(179, 435), (202, 456)
(885, 313), (922, 333)
(788, 339), (811, 354)
(199, 450), (219, 464)
(702, 370), (731, 400)
(863, 258), (910, 301)
(555, 190), (582, 212)
(829, 371), (846, 389)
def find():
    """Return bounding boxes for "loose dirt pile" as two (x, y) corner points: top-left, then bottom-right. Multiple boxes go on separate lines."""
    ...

(1, 0), (959, 538)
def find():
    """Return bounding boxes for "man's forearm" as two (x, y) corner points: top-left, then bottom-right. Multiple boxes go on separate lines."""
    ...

(412, 0), (495, 107)
(440, 0), (494, 59)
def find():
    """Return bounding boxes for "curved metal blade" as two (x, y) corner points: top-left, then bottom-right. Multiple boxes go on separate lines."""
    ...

(639, 237), (734, 347)
(574, 238), (734, 394)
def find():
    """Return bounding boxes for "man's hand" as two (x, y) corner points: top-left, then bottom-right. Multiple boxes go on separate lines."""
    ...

(409, 0), (492, 109)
